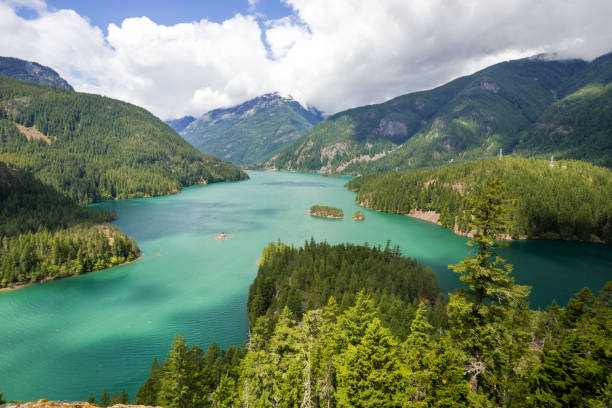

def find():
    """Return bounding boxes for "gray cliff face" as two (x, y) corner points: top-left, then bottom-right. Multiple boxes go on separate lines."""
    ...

(0, 57), (74, 91)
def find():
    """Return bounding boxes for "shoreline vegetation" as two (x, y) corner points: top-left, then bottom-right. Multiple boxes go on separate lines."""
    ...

(0, 222), (140, 291)
(309, 205), (344, 218)
(0, 162), (141, 291)
(0, 250), (142, 293)
(347, 158), (612, 245)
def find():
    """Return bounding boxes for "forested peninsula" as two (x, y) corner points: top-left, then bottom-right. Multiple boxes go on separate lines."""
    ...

(0, 74), (248, 289)
(132, 180), (611, 407)
(0, 75), (247, 205)
(0, 161), (139, 289)
(347, 158), (612, 244)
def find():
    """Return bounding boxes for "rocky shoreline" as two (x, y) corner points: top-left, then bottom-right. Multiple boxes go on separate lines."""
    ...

(0, 400), (158, 408)
(357, 201), (527, 241)
(310, 211), (344, 219)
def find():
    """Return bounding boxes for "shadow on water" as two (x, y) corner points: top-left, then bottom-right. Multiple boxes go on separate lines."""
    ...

(96, 198), (284, 243)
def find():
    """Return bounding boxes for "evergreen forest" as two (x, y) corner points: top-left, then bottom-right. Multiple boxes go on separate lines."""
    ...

(347, 158), (612, 244)
(0, 75), (247, 205)
(0, 161), (139, 288)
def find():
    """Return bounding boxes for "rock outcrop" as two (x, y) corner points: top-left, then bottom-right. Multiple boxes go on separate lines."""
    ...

(1, 400), (159, 408)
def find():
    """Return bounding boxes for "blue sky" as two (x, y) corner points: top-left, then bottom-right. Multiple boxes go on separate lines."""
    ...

(41, 0), (293, 30)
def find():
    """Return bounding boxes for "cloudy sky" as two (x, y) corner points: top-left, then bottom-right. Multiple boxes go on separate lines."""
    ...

(1, 0), (612, 120)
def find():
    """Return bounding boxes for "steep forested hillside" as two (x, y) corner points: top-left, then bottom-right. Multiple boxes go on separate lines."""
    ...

(0, 75), (248, 204)
(262, 52), (612, 173)
(516, 84), (612, 167)
(182, 93), (323, 166)
(247, 240), (442, 338)
(347, 158), (612, 243)
(0, 161), (139, 288)
(0, 56), (73, 90)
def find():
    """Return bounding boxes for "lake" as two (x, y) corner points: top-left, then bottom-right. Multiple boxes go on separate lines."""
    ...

(1, 171), (610, 402)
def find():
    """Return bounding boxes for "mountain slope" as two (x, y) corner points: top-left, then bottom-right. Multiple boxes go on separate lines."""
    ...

(0, 161), (139, 288)
(346, 158), (612, 244)
(0, 75), (247, 204)
(181, 93), (324, 166)
(515, 53), (612, 167)
(0, 56), (74, 91)
(262, 53), (612, 173)
(165, 115), (196, 133)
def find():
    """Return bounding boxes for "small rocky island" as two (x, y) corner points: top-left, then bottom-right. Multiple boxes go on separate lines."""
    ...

(215, 232), (236, 240)
(309, 205), (344, 218)
(352, 210), (365, 221)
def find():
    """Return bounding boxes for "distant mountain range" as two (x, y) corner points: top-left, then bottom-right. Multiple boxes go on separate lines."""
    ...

(180, 92), (324, 166)
(0, 56), (74, 91)
(166, 115), (196, 133)
(260, 52), (612, 173)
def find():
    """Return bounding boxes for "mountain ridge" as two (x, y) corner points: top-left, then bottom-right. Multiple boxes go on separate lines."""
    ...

(0, 56), (74, 91)
(260, 52), (611, 173)
(181, 92), (324, 166)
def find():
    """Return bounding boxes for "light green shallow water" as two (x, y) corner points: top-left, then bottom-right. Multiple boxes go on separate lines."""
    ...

(1, 171), (610, 401)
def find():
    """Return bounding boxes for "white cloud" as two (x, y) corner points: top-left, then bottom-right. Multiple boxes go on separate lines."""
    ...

(265, 16), (310, 60)
(247, 0), (259, 13)
(1, 0), (611, 120)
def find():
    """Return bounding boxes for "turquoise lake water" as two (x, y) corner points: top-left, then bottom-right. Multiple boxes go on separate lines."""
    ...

(1, 171), (610, 401)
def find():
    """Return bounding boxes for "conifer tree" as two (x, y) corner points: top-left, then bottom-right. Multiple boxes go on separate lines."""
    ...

(336, 318), (404, 407)
(336, 290), (377, 348)
(212, 374), (238, 408)
(134, 358), (162, 405)
(119, 389), (130, 404)
(110, 391), (120, 406)
(403, 301), (434, 404)
(158, 333), (196, 408)
(422, 340), (470, 408)
(87, 393), (96, 405)
(99, 387), (111, 407)
(316, 297), (339, 408)
(268, 307), (301, 407)
(447, 178), (530, 399)
(405, 301), (433, 361)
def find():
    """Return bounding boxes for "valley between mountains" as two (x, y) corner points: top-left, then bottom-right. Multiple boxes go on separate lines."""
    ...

(0, 46), (611, 408)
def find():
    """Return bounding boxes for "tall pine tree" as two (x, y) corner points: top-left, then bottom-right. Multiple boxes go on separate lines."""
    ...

(447, 178), (530, 402)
